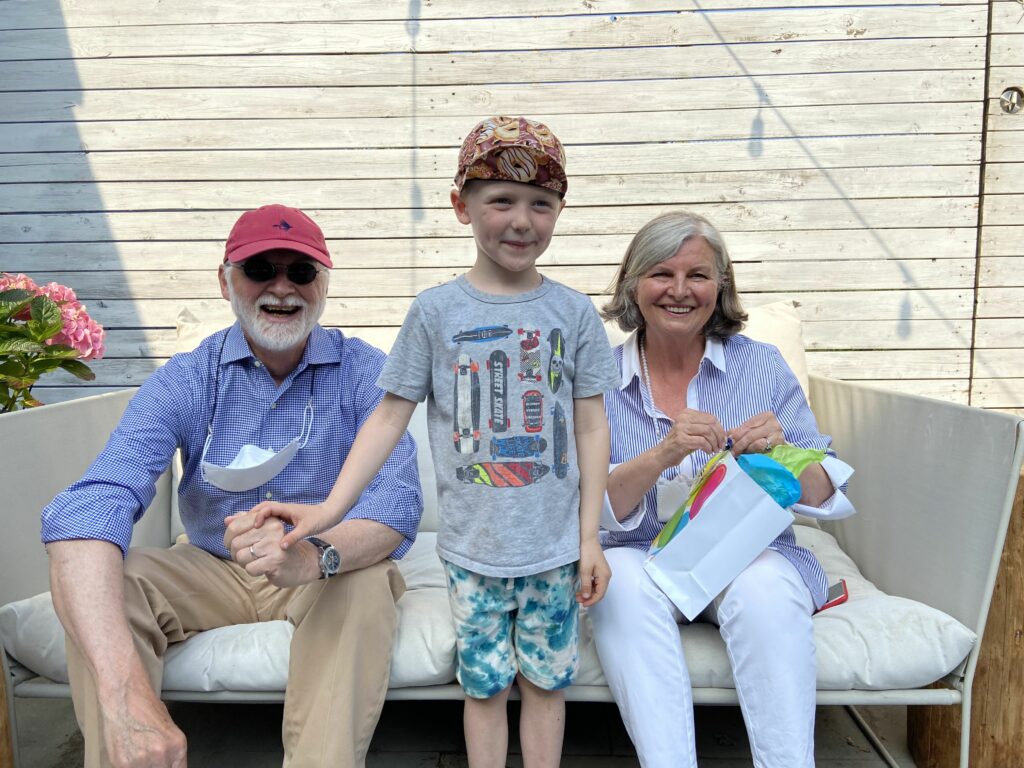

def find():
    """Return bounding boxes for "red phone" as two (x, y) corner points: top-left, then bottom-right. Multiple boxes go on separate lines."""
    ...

(818, 579), (849, 612)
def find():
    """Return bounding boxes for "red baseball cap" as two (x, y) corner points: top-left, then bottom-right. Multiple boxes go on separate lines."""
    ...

(224, 204), (332, 267)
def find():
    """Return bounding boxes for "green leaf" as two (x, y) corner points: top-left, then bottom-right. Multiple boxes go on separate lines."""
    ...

(0, 337), (46, 355)
(28, 358), (66, 376)
(0, 374), (34, 389)
(27, 295), (64, 342)
(0, 321), (34, 339)
(0, 290), (34, 323)
(59, 358), (96, 381)
(36, 344), (79, 359)
(0, 360), (27, 377)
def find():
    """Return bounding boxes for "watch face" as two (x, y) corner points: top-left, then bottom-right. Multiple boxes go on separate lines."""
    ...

(322, 546), (341, 576)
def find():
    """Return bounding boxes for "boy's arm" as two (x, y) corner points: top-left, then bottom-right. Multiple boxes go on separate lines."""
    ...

(241, 392), (418, 548)
(574, 394), (612, 607)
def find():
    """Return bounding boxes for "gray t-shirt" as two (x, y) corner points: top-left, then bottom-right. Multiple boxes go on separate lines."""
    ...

(378, 275), (620, 577)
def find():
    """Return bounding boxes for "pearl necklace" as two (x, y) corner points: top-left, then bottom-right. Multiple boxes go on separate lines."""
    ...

(639, 335), (668, 441)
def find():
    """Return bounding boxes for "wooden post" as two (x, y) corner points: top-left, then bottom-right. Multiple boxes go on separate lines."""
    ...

(908, 467), (1024, 766)
(0, 664), (14, 768)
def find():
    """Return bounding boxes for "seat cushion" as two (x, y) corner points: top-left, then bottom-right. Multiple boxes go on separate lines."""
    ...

(574, 526), (976, 690)
(0, 529), (974, 693)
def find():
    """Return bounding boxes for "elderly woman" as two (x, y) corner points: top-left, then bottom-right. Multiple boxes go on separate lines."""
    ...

(589, 211), (855, 767)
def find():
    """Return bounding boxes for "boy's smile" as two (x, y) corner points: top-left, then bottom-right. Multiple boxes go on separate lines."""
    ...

(452, 180), (566, 293)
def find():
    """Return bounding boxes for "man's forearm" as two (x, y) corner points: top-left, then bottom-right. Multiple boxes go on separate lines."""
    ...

(48, 539), (152, 701)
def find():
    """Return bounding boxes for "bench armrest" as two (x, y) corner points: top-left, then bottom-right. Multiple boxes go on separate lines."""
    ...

(809, 375), (1024, 636)
(0, 391), (174, 605)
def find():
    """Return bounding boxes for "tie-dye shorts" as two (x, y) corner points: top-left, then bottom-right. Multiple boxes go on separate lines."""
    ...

(443, 560), (580, 699)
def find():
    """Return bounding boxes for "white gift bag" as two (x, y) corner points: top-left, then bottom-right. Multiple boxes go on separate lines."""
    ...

(643, 451), (794, 620)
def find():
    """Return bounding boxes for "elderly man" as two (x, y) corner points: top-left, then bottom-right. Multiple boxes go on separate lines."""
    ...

(41, 204), (423, 768)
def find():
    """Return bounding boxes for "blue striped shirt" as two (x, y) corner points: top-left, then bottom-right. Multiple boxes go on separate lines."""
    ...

(41, 324), (423, 560)
(601, 331), (854, 608)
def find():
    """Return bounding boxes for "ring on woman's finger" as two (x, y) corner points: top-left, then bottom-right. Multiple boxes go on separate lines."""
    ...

(763, 438), (773, 453)
(249, 544), (260, 560)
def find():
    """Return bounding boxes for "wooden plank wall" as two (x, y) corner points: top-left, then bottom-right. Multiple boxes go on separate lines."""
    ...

(978, 0), (1023, 416)
(0, 0), (1007, 407)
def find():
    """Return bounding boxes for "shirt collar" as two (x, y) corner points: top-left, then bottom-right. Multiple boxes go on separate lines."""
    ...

(220, 323), (342, 368)
(618, 329), (726, 391)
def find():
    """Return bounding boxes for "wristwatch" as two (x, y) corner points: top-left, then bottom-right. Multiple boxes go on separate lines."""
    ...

(307, 537), (341, 579)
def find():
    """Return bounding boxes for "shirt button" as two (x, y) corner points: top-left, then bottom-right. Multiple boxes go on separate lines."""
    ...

(265, 492), (273, 500)
(254, 361), (262, 368)
(270, 402), (277, 409)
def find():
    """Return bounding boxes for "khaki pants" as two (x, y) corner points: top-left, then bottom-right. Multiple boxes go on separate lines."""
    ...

(66, 542), (405, 768)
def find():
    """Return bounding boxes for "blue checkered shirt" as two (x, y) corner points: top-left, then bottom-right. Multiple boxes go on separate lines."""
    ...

(41, 324), (423, 559)
(601, 331), (854, 609)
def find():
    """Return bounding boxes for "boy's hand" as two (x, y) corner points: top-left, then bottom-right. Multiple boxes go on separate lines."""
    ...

(225, 501), (339, 550)
(577, 538), (611, 607)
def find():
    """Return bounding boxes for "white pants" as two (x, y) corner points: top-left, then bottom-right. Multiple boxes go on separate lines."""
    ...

(588, 547), (817, 768)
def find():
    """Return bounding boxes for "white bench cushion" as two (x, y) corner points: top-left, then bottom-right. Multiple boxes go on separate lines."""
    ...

(0, 529), (974, 693)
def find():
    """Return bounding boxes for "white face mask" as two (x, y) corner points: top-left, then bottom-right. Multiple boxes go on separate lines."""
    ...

(201, 399), (314, 492)
(655, 472), (693, 524)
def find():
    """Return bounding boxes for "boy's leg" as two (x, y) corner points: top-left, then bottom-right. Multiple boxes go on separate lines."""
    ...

(512, 562), (579, 768)
(443, 562), (518, 768)
(464, 684), (513, 768)
(517, 675), (565, 768)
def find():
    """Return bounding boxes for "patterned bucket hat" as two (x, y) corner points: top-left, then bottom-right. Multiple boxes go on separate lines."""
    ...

(454, 116), (567, 196)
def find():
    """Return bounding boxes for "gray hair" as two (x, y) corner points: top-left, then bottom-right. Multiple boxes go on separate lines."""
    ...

(601, 210), (746, 340)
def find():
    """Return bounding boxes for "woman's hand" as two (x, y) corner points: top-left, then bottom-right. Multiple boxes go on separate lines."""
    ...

(656, 409), (728, 469)
(728, 411), (785, 455)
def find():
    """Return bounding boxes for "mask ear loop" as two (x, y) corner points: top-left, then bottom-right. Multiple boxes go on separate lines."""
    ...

(297, 366), (316, 449)
(199, 427), (215, 483)
(200, 333), (229, 482)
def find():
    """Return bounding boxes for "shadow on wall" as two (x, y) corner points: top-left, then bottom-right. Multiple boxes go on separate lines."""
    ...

(0, 1), (125, 401)
(693, 3), (924, 340)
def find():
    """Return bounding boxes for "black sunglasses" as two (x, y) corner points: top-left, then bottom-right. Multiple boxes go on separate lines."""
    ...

(239, 257), (322, 286)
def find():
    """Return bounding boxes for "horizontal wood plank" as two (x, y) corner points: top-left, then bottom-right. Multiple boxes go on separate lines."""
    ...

(1, 73), (984, 123)
(2, 0), (972, 30)
(977, 287), (1024, 317)
(988, 68), (1024, 102)
(0, 39), (987, 91)
(984, 164), (1024, 195)
(981, 195), (1023, 227)
(18, 260), (977, 301)
(806, 350), (970, 379)
(979, 256), (1024, 286)
(991, 34), (1024, 67)
(971, 379), (1024, 408)
(974, 349), (1024, 379)
(993, 1), (1024, 32)
(0, 167), (981, 214)
(975, 319), (1024, 348)
(980, 229), (1023, 259)
(986, 131), (1024, 164)
(1, 229), (979, 275)
(68, 287), (973, 334)
(0, 8), (987, 61)
(93, 326), (975, 376)
(0, 104), (984, 153)
(0, 199), (982, 242)
(0, 135), (984, 184)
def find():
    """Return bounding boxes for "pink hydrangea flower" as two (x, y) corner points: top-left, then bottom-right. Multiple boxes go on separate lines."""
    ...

(0, 272), (105, 360)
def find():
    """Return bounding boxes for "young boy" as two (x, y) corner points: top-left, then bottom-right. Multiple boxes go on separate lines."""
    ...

(245, 116), (620, 767)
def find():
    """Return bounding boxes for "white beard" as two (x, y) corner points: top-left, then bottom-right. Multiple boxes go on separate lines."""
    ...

(227, 276), (326, 353)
